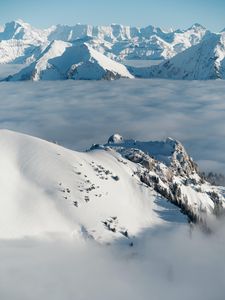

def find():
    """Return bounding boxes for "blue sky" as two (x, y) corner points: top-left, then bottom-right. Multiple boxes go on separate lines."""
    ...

(1, 0), (224, 31)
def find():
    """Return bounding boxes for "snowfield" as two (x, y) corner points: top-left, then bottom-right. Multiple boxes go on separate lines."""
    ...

(0, 129), (179, 240)
(0, 129), (222, 240)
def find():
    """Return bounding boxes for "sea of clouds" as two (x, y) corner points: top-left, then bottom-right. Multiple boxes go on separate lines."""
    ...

(0, 223), (225, 300)
(1, 65), (225, 300)
(0, 65), (225, 173)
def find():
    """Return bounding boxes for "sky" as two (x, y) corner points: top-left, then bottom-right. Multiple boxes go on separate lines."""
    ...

(0, 0), (224, 31)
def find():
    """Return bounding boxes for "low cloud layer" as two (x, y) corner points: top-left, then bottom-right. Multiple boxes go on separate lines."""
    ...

(0, 75), (225, 173)
(1, 66), (225, 299)
(0, 224), (225, 300)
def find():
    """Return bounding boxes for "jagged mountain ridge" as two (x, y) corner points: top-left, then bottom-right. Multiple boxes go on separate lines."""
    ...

(45, 22), (208, 61)
(0, 19), (50, 44)
(1, 20), (225, 80)
(0, 19), (210, 64)
(130, 32), (225, 80)
(0, 20), (50, 64)
(93, 134), (225, 223)
(6, 40), (133, 81)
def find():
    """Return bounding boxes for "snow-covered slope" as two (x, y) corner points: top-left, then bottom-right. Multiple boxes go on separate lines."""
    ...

(0, 130), (187, 241)
(0, 130), (224, 241)
(134, 32), (225, 80)
(6, 41), (133, 81)
(6, 40), (72, 80)
(0, 39), (48, 64)
(0, 20), (52, 64)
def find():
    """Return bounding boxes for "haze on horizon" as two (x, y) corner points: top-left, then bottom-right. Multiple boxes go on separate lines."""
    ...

(1, 0), (225, 32)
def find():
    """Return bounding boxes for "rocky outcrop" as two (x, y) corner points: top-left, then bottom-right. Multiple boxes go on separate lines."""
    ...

(93, 134), (225, 224)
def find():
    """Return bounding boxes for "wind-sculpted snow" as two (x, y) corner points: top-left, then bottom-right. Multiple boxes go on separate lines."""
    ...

(0, 129), (189, 240)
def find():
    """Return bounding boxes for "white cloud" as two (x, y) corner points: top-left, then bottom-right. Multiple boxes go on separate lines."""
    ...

(0, 78), (225, 174)
(0, 224), (225, 300)
(1, 67), (225, 299)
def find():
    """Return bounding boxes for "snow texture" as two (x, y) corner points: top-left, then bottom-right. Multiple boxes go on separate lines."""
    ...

(0, 129), (189, 240)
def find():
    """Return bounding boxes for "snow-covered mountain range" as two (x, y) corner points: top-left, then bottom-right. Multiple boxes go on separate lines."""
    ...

(0, 20), (209, 64)
(6, 40), (133, 81)
(1, 130), (224, 241)
(130, 32), (225, 80)
(1, 19), (225, 80)
(47, 23), (207, 61)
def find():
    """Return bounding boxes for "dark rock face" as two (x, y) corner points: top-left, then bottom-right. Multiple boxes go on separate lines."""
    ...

(98, 134), (225, 224)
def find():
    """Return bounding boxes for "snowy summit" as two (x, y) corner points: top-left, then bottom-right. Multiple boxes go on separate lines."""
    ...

(0, 129), (224, 241)
(6, 41), (133, 81)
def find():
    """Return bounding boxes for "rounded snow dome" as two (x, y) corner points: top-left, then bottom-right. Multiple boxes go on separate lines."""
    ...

(108, 134), (124, 144)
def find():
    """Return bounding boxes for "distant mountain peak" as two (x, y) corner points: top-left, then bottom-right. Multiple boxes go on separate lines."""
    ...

(6, 41), (133, 81)
(188, 23), (206, 30)
(5, 19), (30, 30)
(0, 20), (212, 64)
(131, 31), (225, 80)
(14, 19), (27, 25)
(0, 19), (48, 44)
